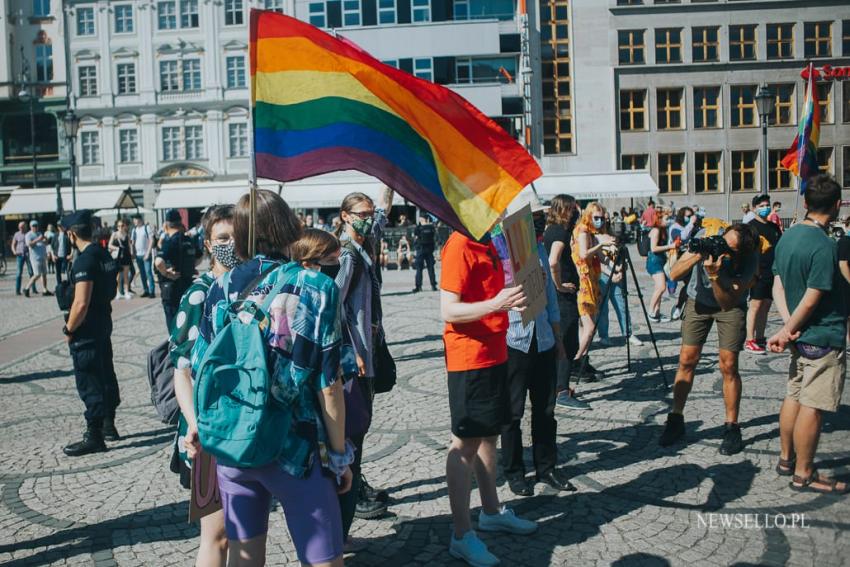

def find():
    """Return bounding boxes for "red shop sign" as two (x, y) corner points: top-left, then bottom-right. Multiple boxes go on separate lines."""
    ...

(800, 64), (850, 81)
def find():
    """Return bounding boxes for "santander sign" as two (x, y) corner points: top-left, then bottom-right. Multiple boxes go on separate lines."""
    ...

(800, 64), (850, 81)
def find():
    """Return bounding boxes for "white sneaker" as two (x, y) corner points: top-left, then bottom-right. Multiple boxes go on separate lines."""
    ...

(629, 335), (644, 347)
(449, 530), (499, 567)
(113, 294), (121, 301)
(123, 292), (134, 299)
(478, 506), (537, 535)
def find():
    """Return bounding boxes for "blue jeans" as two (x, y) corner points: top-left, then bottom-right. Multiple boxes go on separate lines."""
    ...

(15, 255), (26, 294)
(598, 272), (631, 339)
(135, 255), (155, 295)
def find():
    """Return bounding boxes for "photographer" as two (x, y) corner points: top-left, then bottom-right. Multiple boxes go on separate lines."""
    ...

(659, 223), (759, 455)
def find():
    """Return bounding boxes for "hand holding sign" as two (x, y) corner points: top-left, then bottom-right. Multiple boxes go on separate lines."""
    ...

(492, 285), (527, 312)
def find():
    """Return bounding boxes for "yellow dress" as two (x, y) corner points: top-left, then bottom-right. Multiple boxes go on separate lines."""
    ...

(571, 228), (602, 318)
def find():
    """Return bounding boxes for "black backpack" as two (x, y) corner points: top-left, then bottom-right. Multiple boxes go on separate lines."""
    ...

(637, 229), (651, 257)
(146, 339), (180, 425)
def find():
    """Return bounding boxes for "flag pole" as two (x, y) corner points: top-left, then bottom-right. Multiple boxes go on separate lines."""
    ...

(248, 10), (259, 258)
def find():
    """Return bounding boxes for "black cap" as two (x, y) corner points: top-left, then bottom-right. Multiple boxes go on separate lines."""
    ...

(164, 208), (182, 223)
(60, 209), (93, 229)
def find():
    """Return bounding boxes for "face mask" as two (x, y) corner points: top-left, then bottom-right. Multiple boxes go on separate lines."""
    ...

(211, 242), (239, 269)
(665, 217), (674, 226)
(684, 215), (692, 223)
(592, 218), (604, 230)
(757, 206), (771, 218)
(350, 217), (374, 237)
(533, 215), (546, 236)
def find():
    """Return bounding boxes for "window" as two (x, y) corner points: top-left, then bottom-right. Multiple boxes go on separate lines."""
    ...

(657, 88), (684, 130)
(412, 0), (430, 22)
(453, 0), (517, 21)
(33, 0), (50, 17)
(160, 61), (179, 91)
(119, 129), (138, 163)
(619, 90), (647, 131)
(185, 125), (204, 159)
(655, 28), (682, 64)
(455, 56), (517, 84)
(77, 7), (95, 36)
(768, 83), (795, 126)
(620, 155), (648, 170)
(731, 85), (757, 127)
(617, 0), (643, 4)
(378, 0), (396, 24)
(817, 147), (833, 174)
(81, 131), (100, 165)
(729, 24), (757, 61)
(694, 86), (721, 129)
(158, 1), (177, 29)
(732, 150), (758, 192)
(818, 82), (833, 124)
(618, 30), (645, 65)
(843, 84), (850, 123)
(767, 23), (794, 59)
(342, 0), (361, 26)
(226, 56), (246, 88)
(695, 152), (721, 193)
(541, 0), (573, 155)
(414, 58), (433, 81)
(224, 0), (243, 26)
(35, 44), (53, 82)
(181, 0), (199, 28)
(844, 21), (850, 56)
(692, 27), (719, 62)
(79, 66), (97, 97)
(804, 22), (831, 58)
(308, 2), (325, 27)
(769, 150), (792, 190)
(114, 5), (134, 33)
(658, 153), (684, 194)
(843, 146), (850, 188)
(264, 0), (284, 11)
(117, 63), (136, 95)
(228, 123), (248, 157)
(182, 59), (201, 91)
(162, 126), (181, 161)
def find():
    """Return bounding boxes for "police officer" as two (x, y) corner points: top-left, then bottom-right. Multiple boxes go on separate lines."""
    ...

(61, 210), (122, 456)
(154, 209), (198, 332)
(412, 213), (438, 293)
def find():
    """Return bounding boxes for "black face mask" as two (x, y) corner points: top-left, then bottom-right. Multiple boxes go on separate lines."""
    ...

(320, 263), (341, 280)
(533, 215), (546, 237)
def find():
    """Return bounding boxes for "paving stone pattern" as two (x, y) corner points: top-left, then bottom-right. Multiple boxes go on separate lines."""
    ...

(0, 256), (848, 566)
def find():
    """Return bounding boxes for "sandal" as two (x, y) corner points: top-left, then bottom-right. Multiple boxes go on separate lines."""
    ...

(789, 469), (850, 495)
(775, 455), (796, 477)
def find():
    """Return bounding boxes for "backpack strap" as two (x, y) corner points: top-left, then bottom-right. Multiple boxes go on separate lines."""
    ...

(260, 268), (291, 312)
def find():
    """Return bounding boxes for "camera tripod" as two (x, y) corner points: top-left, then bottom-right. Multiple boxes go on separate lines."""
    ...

(574, 243), (669, 388)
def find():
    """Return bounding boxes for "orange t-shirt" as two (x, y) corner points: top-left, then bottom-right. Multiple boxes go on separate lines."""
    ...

(440, 232), (508, 372)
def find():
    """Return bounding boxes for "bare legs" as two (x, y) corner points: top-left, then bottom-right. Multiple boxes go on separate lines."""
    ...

(779, 397), (847, 491)
(746, 298), (771, 342)
(670, 346), (740, 423)
(447, 435), (501, 539)
(649, 272), (666, 316)
(197, 510), (228, 567)
(574, 313), (596, 361)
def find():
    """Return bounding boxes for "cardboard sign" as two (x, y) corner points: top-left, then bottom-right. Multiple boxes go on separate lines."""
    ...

(189, 449), (222, 523)
(491, 204), (547, 326)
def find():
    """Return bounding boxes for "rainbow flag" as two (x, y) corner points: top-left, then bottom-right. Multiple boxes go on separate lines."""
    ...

(780, 63), (820, 193)
(250, 10), (542, 239)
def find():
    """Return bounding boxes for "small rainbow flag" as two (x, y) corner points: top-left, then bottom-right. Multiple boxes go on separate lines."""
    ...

(250, 10), (542, 239)
(781, 63), (820, 193)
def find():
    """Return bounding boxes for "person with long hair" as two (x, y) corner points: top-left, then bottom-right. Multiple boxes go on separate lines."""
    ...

(109, 218), (134, 299)
(647, 210), (676, 322)
(188, 190), (353, 567)
(669, 207), (699, 320)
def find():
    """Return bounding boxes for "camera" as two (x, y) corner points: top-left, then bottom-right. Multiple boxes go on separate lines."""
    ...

(688, 235), (732, 259)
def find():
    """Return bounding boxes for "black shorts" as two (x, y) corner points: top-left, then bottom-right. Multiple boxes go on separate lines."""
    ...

(749, 276), (773, 301)
(448, 363), (510, 439)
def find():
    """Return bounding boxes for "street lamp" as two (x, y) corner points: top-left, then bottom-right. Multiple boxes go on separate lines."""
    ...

(755, 85), (775, 194)
(17, 81), (37, 191)
(63, 109), (80, 212)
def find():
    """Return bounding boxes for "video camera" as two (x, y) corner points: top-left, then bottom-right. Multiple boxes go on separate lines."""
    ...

(688, 235), (732, 259)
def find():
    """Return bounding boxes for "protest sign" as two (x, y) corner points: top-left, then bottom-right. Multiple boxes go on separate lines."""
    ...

(189, 449), (222, 523)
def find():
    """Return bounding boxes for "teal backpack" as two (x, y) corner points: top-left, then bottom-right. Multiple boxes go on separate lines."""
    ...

(193, 268), (289, 468)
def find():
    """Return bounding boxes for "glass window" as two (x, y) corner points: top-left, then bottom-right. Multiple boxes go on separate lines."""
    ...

(79, 65), (97, 97)
(453, 0), (514, 20)
(33, 0), (50, 17)
(844, 21), (850, 56)
(77, 7), (95, 36)
(81, 131), (100, 165)
(264, 0), (284, 12)
(658, 153), (685, 194)
(617, 0), (643, 4)
(114, 4), (134, 33)
(692, 27), (719, 62)
(378, 0), (396, 24)
(226, 56), (246, 89)
(695, 152), (721, 193)
(657, 88), (684, 130)
(414, 58), (433, 81)
(343, 0), (361, 26)
(843, 83), (850, 123)
(619, 90), (647, 131)
(162, 126), (181, 161)
(618, 30), (645, 65)
(731, 85), (757, 127)
(620, 155), (648, 170)
(117, 63), (136, 95)
(818, 82), (833, 124)
(730, 24), (757, 61)
(769, 149), (792, 190)
(767, 23), (794, 59)
(308, 2), (326, 27)
(181, 0), (199, 28)
(843, 146), (850, 188)
(694, 86), (721, 129)
(185, 125), (204, 159)
(804, 22), (832, 58)
(655, 28), (682, 64)
(412, 0), (430, 23)
(768, 83), (795, 126)
(159, 61), (179, 92)
(454, 56), (517, 84)
(158, 1), (177, 29)
(817, 147), (833, 175)
(119, 129), (138, 163)
(229, 123), (248, 158)
(35, 44), (53, 82)
(183, 59), (201, 91)
(732, 150), (759, 192)
(224, 0), (243, 25)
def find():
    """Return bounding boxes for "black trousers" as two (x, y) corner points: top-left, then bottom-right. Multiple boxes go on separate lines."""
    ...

(414, 250), (436, 289)
(555, 292), (580, 392)
(161, 280), (190, 333)
(340, 376), (374, 539)
(500, 337), (558, 478)
(69, 324), (121, 427)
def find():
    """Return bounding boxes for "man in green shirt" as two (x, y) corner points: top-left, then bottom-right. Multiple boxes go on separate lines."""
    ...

(769, 174), (848, 495)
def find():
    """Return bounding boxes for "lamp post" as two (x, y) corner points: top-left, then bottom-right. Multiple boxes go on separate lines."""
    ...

(755, 85), (775, 195)
(17, 81), (37, 191)
(63, 109), (80, 212)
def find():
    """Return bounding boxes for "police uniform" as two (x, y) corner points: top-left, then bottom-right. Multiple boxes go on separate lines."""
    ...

(156, 228), (198, 332)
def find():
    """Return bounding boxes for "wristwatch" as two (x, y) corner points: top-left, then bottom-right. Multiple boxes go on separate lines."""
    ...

(62, 325), (73, 337)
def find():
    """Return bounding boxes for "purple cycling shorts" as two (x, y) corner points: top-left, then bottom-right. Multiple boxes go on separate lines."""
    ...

(216, 458), (343, 565)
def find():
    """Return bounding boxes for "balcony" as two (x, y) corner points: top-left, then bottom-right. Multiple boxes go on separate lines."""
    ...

(339, 20), (501, 60)
(156, 89), (207, 104)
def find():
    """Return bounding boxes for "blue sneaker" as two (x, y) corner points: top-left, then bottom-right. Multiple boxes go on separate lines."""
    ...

(555, 390), (591, 411)
(478, 506), (537, 535)
(449, 530), (499, 567)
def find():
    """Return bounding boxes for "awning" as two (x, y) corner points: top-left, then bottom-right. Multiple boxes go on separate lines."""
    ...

(95, 206), (154, 217)
(531, 171), (659, 200)
(0, 185), (138, 216)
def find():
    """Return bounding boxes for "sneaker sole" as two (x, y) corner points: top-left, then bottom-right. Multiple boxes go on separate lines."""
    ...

(449, 547), (499, 567)
(556, 403), (592, 411)
(354, 507), (388, 520)
(478, 523), (537, 536)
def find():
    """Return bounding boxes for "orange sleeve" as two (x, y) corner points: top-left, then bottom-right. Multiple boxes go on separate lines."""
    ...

(439, 233), (466, 294)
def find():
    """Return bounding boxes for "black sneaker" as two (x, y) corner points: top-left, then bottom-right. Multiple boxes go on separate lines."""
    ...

(411, 287), (421, 293)
(719, 422), (744, 456)
(360, 475), (389, 503)
(103, 418), (121, 442)
(431, 285), (438, 291)
(63, 428), (107, 457)
(354, 496), (388, 520)
(659, 413), (685, 447)
(23, 288), (30, 298)
(507, 475), (533, 497)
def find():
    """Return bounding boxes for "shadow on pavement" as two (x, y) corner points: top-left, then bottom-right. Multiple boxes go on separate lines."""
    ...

(0, 369), (73, 384)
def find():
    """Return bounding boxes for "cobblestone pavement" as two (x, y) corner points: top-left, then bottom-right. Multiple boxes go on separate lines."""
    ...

(0, 254), (848, 566)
